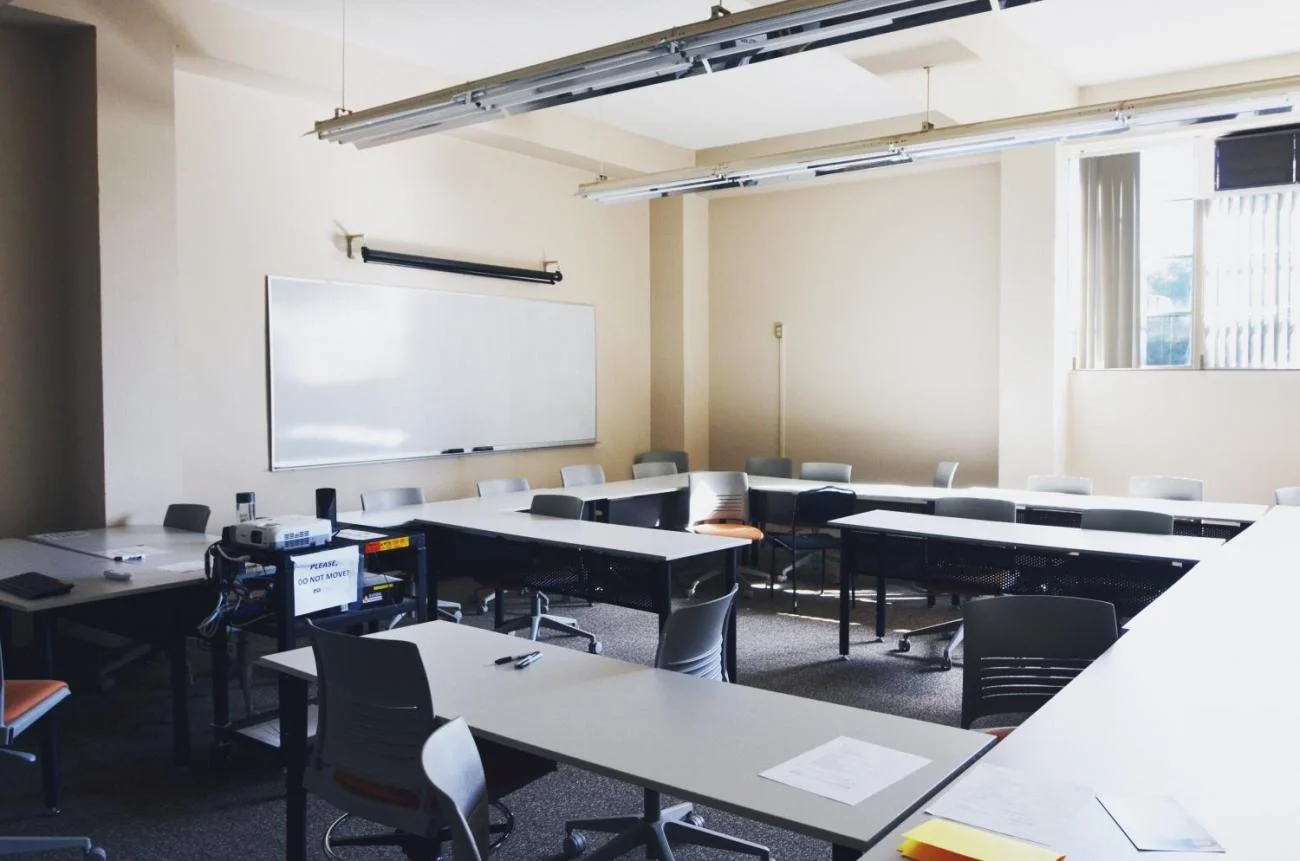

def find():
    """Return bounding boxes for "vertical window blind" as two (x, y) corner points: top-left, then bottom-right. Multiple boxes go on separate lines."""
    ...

(1203, 189), (1300, 368)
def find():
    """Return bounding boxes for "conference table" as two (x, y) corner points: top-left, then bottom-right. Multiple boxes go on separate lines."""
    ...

(341, 500), (751, 679)
(832, 509), (1226, 651)
(0, 531), (215, 766)
(857, 504), (1300, 860)
(258, 621), (994, 861)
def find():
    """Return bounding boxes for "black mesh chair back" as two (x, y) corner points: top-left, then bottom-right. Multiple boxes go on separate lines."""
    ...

(421, 718), (490, 861)
(933, 497), (1016, 523)
(362, 487), (426, 511)
(962, 595), (1117, 728)
(934, 461), (960, 488)
(745, 456), (793, 478)
(163, 504), (210, 533)
(529, 494), (585, 520)
(634, 450), (689, 474)
(655, 586), (738, 682)
(792, 486), (858, 527)
(1080, 509), (1174, 535)
(477, 478), (530, 497)
(308, 624), (435, 794)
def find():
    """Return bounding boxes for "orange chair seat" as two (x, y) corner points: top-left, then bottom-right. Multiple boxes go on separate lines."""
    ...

(692, 522), (764, 541)
(334, 771), (421, 809)
(3, 680), (69, 725)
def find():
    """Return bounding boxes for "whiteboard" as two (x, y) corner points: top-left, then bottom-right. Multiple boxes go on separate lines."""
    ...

(267, 276), (596, 470)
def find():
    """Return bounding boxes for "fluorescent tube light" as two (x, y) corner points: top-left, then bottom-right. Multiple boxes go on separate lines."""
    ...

(316, 0), (1032, 147)
(577, 74), (1300, 202)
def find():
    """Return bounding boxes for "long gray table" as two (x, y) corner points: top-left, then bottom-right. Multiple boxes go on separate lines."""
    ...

(258, 621), (993, 861)
(0, 538), (208, 766)
(858, 504), (1300, 860)
(833, 510), (1225, 653)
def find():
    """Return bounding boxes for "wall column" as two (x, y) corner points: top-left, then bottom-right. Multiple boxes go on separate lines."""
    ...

(649, 196), (710, 469)
(997, 146), (1071, 488)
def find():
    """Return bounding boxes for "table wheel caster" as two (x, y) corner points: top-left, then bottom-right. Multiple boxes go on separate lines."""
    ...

(896, 639), (911, 653)
(563, 831), (587, 857)
(588, 641), (603, 655)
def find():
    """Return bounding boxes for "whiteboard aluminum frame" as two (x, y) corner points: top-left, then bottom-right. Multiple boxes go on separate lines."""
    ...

(265, 276), (598, 471)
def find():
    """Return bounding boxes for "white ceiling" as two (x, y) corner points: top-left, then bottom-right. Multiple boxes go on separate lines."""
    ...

(212, 0), (1300, 150)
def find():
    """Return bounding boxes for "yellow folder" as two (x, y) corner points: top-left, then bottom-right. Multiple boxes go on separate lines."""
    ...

(898, 819), (1065, 861)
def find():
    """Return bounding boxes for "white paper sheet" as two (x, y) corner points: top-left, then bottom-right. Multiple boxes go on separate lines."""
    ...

(292, 546), (361, 616)
(927, 763), (1094, 847)
(759, 736), (931, 806)
(99, 545), (166, 561)
(336, 528), (388, 541)
(32, 530), (90, 541)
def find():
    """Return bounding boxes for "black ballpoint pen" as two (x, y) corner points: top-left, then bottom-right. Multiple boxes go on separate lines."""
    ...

(495, 651), (541, 665)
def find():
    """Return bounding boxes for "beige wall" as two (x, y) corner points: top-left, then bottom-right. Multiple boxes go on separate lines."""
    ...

(1068, 371), (1300, 503)
(709, 165), (1002, 486)
(174, 70), (650, 518)
(648, 196), (710, 469)
(0, 19), (102, 536)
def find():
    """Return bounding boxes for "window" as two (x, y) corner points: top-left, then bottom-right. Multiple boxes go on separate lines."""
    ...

(1077, 140), (1300, 370)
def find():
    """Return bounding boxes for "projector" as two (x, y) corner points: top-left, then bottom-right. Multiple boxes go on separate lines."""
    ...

(232, 516), (333, 551)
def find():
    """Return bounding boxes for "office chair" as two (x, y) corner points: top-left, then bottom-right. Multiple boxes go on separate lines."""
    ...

(560, 464), (606, 488)
(683, 472), (767, 598)
(163, 503), (211, 532)
(632, 461), (678, 479)
(420, 718), (492, 861)
(564, 587), (769, 861)
(896, 497), (1018, 670)
(307, 625), (553, 859)
(360, 487), (461, 623)
(1275, 487), (1300, 506)
(1026, 475), (1094, 495)
(360, 486), (426, 511)
(633, 450), (689, 474)
(961, 595), (1117, 730)
(800, 462), (852, 482)
(766, 487), (857, 612)
(1077, 509), (1179, 617)
(744, 456), (792, 478)
(495, 495), (601, 654)
(477, 477), (530, 497)
(1128, 475), (1204, 501)
(934, 461), (960, 488)
(0, 642), (106, 859)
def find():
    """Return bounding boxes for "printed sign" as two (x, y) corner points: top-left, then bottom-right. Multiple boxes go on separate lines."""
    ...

(292, 546), (361, 617)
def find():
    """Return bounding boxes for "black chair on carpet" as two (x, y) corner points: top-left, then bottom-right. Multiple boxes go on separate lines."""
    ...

(563, 586), (769, 861)
(306, 624), (554, 859)
(962, 595), (1117, 730)
(896, 497), (1019, 670)
(765, 486), (856, 611)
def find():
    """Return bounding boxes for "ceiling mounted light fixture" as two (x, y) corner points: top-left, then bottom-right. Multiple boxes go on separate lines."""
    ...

(578, 74), (1300, 203)
(314, 0), (1038, 148)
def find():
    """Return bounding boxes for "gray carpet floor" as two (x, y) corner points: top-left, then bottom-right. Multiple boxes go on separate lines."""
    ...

(0, 579), (977, 860)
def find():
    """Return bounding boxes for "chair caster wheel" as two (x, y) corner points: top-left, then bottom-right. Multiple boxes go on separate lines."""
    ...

(451, 611), (463, 623)
(85, 848), (107, 860)
(940, 657), (952, 671)
(897, 639), (911, 653)
(588, 641), (603, 655)
(684, 812), (705, 827)
(685, 585), (698, 598)
(44, 807), (62, 817)
(563, 831), (587, 857)
(477, 603), (491, 615)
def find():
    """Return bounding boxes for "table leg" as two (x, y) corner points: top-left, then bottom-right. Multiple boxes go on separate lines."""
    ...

(839, 534), (852, 658)
(210, 619), (230, 761)
(281, 674), (309, 861)
(34, 612), (54, 677)
(831, 843), (859, 861)
(724, 549), (738, 682)
(169, 620), (192, 767)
